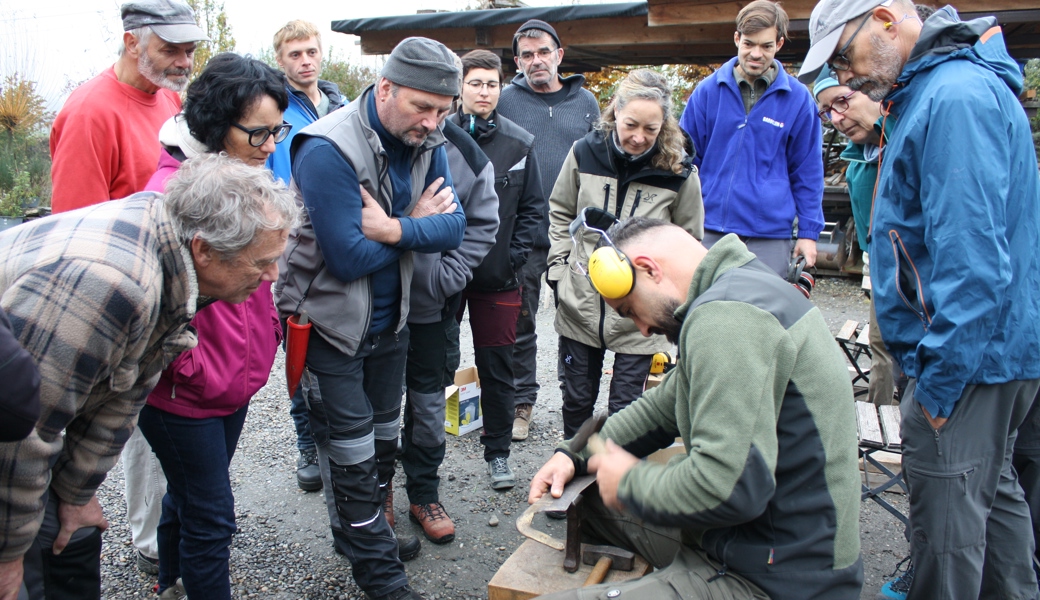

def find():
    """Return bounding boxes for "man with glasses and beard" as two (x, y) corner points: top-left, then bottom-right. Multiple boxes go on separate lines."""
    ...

(529, 217), (862, 600)
(46, 0), (208, 579)
(799, 1), (1040, 598)
(50, 0), (207, 212)
(497, 19), (599, 442)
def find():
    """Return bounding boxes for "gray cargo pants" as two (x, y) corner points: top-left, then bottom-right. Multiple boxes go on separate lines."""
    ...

(535, 489), (768, 600)
(901, 378), (1040, 600)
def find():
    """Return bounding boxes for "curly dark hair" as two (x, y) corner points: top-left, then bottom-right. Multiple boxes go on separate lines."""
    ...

(183, 53), (289, 153)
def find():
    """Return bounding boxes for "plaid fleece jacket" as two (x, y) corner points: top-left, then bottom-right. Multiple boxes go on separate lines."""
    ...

(0, 195), (199, 560)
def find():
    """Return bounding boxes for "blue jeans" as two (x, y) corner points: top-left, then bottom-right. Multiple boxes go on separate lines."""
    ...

(305, 327), (411, 597)
(290, 380), (316, 451)
(138, 404), (248, 600)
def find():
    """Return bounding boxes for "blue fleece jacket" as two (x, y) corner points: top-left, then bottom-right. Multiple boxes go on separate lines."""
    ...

(268, 80), (345, 184)
(870, 7), (1040, 418)
(679, 58), (824, 240)
(291, 92), (463, 335)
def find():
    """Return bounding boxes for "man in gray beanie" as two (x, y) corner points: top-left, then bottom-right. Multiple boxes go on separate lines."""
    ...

(274, 36), (466, 600)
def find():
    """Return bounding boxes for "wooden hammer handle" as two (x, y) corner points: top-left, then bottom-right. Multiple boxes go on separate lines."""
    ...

(583, 556), (613, 586)
(587, 433), (606, 455)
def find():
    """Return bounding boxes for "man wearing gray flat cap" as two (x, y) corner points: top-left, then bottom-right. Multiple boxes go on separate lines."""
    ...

(800, 2), (1040, 599)
(274, 36), (466, 600)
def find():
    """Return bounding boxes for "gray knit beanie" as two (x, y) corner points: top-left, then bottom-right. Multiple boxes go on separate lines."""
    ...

(380, 37), (461, 97)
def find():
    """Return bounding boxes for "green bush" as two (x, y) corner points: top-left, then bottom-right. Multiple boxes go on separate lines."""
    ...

(0, 74), (51, 211)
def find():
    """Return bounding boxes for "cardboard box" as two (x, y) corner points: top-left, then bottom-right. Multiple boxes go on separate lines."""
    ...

(444, 366), (482, 436)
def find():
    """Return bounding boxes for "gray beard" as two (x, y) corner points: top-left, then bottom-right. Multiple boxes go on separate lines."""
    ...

(138, 52), (189, 93)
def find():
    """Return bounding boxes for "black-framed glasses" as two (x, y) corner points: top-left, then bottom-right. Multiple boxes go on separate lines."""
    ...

(465, 79), (501, 91)
(818, 90), (859, 122)
(231, 121), (292, 147)
(830, 12), (872, 72)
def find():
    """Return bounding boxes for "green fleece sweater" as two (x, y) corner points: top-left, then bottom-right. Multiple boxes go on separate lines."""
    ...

(562, 234), (862, 599)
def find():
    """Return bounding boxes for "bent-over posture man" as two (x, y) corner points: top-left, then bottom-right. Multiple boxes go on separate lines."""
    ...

(0, 154), (298, 600)
(530, 219), (862, 599)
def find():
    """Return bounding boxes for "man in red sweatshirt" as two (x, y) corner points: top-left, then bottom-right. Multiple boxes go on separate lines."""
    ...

(49, 0), (207, 212)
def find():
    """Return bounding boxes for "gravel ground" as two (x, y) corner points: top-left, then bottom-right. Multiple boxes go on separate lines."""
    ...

(96, 275), (910, 599)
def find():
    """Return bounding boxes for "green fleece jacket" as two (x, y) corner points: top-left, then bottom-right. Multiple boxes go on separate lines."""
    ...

(561, 234), (862, 599)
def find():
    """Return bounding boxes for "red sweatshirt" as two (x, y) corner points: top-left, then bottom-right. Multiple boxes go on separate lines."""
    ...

(49, 67), (181, 212)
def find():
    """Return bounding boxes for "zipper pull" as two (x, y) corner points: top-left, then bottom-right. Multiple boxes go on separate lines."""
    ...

(549, 106), (553, 118)
(171, 384), (176, 399)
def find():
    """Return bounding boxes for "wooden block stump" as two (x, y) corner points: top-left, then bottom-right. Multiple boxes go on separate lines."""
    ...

(489, 539), (652, 600)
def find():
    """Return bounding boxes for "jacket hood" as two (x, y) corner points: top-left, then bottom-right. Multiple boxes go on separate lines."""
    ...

(317, 79), (346, 107)
(898, 7), (1021, 98)
(158, 114), (207, 159)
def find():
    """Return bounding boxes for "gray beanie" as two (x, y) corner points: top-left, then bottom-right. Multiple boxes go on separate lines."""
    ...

(380, 37), (461, 97)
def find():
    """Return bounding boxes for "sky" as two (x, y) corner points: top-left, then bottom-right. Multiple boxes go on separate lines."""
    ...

(0, 0), (597, 111)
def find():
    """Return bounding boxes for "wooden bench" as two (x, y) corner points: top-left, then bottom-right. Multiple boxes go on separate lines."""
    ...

(855, 401), (908, 527)
(836, 320), (872, 396)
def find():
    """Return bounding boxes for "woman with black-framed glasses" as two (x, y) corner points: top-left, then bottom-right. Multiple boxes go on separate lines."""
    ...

(135, 52), (290, 600)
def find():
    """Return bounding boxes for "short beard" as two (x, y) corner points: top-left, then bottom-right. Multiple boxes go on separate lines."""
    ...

(650, 296), (683, 345)
(138, 51), (190, 92)
(847, 33), (904, 102)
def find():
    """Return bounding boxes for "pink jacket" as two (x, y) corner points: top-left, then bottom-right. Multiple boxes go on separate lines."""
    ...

(145, 147), (282, 418)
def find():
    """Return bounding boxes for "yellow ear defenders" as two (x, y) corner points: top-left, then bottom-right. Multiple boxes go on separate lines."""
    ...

(568, 207), (635, 299)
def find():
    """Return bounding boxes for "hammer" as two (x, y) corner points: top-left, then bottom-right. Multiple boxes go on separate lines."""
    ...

(569, 413), (607, 455)
(582, 545), (635, 586)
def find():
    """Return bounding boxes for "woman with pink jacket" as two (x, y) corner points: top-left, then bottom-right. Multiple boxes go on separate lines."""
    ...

(137, 53), (290, 600)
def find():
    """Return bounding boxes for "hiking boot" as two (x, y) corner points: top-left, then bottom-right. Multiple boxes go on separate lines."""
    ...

(296, 449), (322, 491)
(876, 557), (914, 600)
(366, 584), (426, 600)
(397, 534), (421, 562)
(136, 550), (159, 575)
(383, 481), (395, 529)
(512, 403), (533, 441)
(158, 578), (187, 600)
(409, 502), (455, 544)
(488, 456), (515, 490)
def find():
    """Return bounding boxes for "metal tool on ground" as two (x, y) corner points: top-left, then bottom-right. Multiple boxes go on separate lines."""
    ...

(582, 545), (636, 586)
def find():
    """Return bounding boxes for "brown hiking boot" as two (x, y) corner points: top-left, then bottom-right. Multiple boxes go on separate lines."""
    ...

(512, 403), (533, 441)
(383, 482), (395, 529)
(409, 502), (455, 544)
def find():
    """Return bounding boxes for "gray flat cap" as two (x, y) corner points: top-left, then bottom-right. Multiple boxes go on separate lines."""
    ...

(121, 0), (209, 44)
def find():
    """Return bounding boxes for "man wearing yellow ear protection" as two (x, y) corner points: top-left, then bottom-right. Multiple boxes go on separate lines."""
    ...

(530, 218), (862, 600)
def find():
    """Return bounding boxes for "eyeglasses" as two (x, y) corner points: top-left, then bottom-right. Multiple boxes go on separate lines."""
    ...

(518, 48), (558, 64)
(464, 79), (501, 91)
(231, 121), (292, 147)
(817, 90), (859, 122)
(829, 12), (872, 72)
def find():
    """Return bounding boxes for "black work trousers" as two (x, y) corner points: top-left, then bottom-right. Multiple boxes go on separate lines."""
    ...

(557, 335), (653, 438)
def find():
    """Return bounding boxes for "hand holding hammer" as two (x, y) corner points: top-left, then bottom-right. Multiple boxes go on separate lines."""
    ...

(569, 414), (640, 511)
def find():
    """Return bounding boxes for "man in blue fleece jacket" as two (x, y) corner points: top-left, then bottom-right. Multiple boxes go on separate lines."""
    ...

(800, 2), (1040, 598)
(274, 37), (466, 600)
(679, 0), (824, 278)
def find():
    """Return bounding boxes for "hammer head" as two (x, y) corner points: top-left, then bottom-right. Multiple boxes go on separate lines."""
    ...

(582, 544), (635, 571)
(569, 413), (607, 454)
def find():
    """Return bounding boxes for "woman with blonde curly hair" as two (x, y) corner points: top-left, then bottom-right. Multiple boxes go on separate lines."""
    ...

(546, 68), (705, 437)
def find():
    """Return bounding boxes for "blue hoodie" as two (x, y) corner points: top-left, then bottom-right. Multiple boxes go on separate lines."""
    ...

(870, 7), (1040, 419)
(679, 57), (824, 240)
(268, 80), (346, 184)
